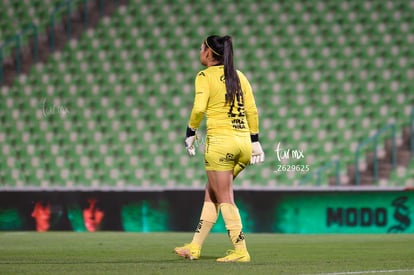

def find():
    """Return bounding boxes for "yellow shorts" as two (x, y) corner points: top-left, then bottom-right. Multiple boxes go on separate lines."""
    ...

(204, 134), (252, 176)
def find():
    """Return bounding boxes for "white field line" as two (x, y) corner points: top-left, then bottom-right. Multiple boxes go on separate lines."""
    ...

(304, 269), (414, 275)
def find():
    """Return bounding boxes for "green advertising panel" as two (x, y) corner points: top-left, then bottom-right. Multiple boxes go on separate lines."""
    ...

(0, 208), (24, 230)
(0, 191), (412, 233)
(273, 191), (414, 233)
(121, 200), (169, 232)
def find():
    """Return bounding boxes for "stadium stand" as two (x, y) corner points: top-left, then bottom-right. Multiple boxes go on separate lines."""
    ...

(0, 0), (413, 190)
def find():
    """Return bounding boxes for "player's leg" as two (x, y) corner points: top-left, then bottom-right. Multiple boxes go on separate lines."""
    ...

(206, 170), (250, 262)
(190, 181), (220, 247)
(233, 162), (246, 179)
(174, 181), (219, 260)
(216, 136), (251, 262)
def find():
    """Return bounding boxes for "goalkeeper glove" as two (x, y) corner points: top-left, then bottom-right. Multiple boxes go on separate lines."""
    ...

(250, 134), (265, 164)
(184, 126), (197, 156)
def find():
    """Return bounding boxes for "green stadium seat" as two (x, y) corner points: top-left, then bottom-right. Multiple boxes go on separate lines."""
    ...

(1, 0), (413, 189)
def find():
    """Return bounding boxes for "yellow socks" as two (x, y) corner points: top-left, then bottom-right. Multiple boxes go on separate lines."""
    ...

(220, 203), (247, 251)
(191, 202), (219, 247)
(191, 202), (248, 252)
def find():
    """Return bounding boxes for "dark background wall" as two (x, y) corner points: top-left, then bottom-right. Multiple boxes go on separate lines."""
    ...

(0, 190), (413, 233)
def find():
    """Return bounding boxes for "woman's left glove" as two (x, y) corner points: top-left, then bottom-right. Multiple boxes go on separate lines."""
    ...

(184, 126), (197, 156)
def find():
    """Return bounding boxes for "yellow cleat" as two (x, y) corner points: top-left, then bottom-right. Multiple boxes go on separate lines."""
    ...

(173, 243), (201, 260)
(216, 249), (251, 262)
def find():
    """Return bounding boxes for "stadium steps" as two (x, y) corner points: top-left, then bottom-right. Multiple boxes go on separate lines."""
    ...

(344, 124), (413, 186)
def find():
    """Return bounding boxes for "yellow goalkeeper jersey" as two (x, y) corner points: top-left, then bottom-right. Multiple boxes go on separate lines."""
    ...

(188, 65), (259, 136)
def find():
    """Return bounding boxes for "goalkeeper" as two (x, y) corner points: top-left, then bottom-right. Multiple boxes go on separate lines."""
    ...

(174, 35), (265, 262)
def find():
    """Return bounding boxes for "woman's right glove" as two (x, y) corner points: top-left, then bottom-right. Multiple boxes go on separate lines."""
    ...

(250, 134), (265, 164)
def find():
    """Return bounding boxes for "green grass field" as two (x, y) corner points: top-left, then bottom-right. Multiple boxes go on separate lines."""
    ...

(0, 232), (413, 275)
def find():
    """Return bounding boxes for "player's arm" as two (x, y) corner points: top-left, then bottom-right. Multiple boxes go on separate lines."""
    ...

(189, 71), (209, 129)
(239, 72), (259, 134)
(240, 72), (264, 164)
(185, 71), (210, 156)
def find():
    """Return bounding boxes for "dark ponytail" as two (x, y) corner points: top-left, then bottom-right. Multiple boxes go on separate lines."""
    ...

(205, 35), (243, 105)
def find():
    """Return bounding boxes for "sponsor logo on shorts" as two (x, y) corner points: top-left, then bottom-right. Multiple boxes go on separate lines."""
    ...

(219, 153), (235, 162)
